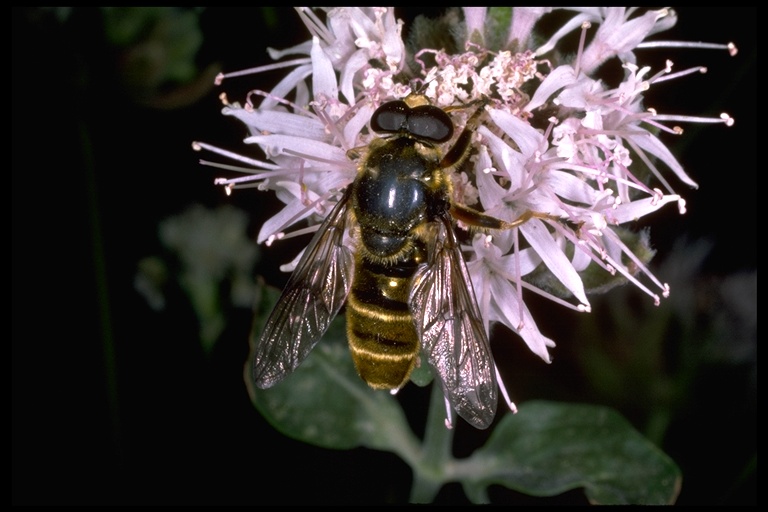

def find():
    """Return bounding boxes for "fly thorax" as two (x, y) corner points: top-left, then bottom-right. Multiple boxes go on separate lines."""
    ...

(353, 141), (434, 258)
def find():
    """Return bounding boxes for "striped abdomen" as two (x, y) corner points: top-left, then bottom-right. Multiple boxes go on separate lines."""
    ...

(346, 251), (423, 390)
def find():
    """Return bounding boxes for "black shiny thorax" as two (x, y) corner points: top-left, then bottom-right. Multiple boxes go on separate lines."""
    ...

(351, 136), (450, 259)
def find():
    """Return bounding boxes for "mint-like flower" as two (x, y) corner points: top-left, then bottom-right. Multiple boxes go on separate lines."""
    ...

(194, 7), (735, 414)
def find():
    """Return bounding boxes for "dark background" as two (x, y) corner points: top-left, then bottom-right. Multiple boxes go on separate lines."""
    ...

(13, 7), (755, 505)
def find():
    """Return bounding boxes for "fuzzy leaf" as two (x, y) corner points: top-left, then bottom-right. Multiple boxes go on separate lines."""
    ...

(463, 400), (681, 504)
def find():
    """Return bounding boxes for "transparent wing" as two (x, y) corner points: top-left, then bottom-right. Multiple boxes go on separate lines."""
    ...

(411, 215), (498, 429)
(252, 189), (355, 388)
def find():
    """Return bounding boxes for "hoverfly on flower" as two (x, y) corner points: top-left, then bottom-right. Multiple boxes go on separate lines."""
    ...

(251, 93), (552, 429)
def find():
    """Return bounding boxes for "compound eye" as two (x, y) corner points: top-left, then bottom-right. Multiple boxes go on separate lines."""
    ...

(371, 101), (409, 134)
(407, 105), (453, 142)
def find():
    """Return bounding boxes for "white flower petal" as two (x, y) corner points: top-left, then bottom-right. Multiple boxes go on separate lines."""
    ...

(463, 7), (487, 40)
(630, 131), (699, 189)
(261, 64), (313, 111)
(489, 277), (555, 362)
(648, 8), (677, 35)
(498, 246), (542, 277)
(343, 103), (374, 149)
(475, 142), (508, 211)
(525, 64), (577, 112)
(223, 107), (327, 140)
(508, 7), (552, 49)
(488, 108), (544, 157)
(546, 169), (599, 205)
(534, 11), (594, 57)
(266, 40), (312, 61)
(520, 219), (589, 305)
(571, 244), (593, 272)
(553, 75), (603, 110)
(257, 190), (315, 243)
(245, 133), (346, 163)
(611, 194), (681, 223)
(311, 36), (339, 100)
(338, 49), (370, 105)
(378, 8), (405, 70)
(580, 8), (663, 73)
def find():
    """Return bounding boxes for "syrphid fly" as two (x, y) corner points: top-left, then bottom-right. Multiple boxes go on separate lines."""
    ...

(252, 93), (545, 429)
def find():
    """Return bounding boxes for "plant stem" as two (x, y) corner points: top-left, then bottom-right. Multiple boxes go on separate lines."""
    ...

(409, 383), (454, 503)
(80, 117), (123, 464)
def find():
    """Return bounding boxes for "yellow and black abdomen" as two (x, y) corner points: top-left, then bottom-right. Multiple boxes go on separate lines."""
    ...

(346, 136), (448, 390)
(346, 252), (422, 390)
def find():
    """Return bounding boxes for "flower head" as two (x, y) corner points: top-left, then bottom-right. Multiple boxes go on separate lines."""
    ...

(195, 7), (735, 415)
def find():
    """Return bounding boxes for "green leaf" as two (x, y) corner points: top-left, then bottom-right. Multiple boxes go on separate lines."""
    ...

(246, 287), (414, 452)
(462, 401), (681, 504)
(408, 350), (434, 387)
(485, 7), (513, 50)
